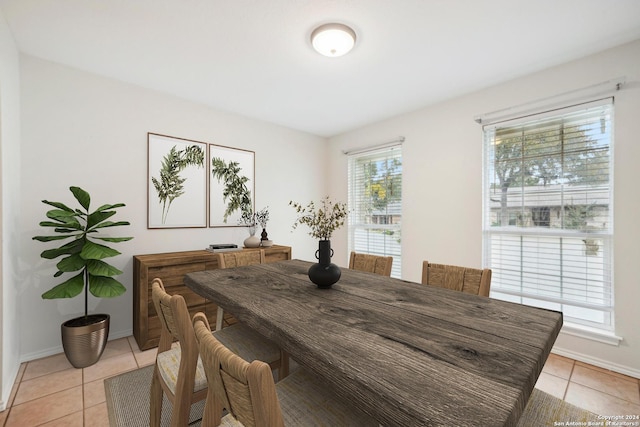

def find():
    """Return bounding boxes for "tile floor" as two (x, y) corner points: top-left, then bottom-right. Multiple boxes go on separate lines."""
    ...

(0, 337), (638, 426)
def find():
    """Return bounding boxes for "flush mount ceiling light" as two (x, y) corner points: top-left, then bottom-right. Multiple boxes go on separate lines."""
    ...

(311, 23), (356, 57)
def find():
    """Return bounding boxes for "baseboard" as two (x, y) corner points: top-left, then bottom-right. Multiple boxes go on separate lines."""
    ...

(1, 354), (25, 411)
(551, 346), (640, 379)
(19, 328), (133, 364)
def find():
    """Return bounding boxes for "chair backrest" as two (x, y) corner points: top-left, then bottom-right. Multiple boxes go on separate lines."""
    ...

(421, 261), (491, 297)
(193, 313), (285, 427)
(349, 252), (393, 277)
(218, 249), (265, 269)
(151, 278), (199, 368)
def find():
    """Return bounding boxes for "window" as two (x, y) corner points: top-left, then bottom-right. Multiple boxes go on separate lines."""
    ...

(348, 146), (402, 278)
(482, 99), (613, 332)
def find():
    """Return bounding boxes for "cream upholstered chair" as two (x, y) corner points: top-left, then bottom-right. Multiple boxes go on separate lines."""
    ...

(192, 313), (378, 427)
(421, 261), (492, 297)
(150, 278), (284, 427)
(348, 251), (393, 277)
(215, 250), (266, 331)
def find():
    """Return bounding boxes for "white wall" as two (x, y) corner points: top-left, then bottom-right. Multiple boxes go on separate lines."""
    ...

(328, 40), (640, 377)
(0, 7), (21, 410)
(18, 54), (327, 361)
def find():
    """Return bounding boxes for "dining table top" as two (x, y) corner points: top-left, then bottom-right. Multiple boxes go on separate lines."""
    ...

(184, 259), (563, 427)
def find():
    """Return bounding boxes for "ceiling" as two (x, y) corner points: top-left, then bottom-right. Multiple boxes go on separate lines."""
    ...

(2, 1), (640, 137)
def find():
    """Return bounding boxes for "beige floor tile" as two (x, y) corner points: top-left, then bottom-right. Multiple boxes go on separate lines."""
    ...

(571, 364), (640, 404)
(14, 367), (82, 405)
(128, 335), (159, 367)
(5, 386), (83, 426)
(127, 335), (142, 352)
(101, 337), (133, 360)
(565, 382), (640, 417)
(84, 402), (111, 427)
(84, 378), (107, 408)
(542, 353), (575, 380)
(0, 409), (8, 426)
(535, 372), (568, 399)
(22, 353), (74, 381)
(83, 352), (138, 383)
(133, 347), (158, 368)
(39, 411), (84, 427)
(575, 360), (640, 383)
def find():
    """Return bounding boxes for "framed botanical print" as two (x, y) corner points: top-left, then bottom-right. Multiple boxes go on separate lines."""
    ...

(209, 144), (255, 227)
(147, 133), (207, 228)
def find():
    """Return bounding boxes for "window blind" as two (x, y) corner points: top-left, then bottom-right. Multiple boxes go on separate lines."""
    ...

(482, 98), (613, 330)
(348, 145), (402, 278)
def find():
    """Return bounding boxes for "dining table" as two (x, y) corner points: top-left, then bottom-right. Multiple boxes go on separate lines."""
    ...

(184, 259), (563, 427)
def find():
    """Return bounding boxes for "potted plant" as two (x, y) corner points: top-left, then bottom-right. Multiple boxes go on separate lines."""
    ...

(255, 206), (271, 245)
(237, 207), (260, 248)
(290, 197), (347, 288)
(33, 186), (133, 368)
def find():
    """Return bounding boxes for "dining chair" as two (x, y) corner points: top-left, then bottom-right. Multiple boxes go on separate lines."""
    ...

(150, 278), (285, 427)
(421, 261), (492, 297)
(215, 250), (266, 331)
(516, 389), (601, 426)
(348, 251), (393, 276)
(192, 312), (379, 427)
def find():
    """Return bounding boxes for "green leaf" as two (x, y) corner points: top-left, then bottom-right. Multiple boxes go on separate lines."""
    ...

(53, 228), (81, 234)
(42, 200), (74, 212)
(38, 220), (73, 228)
(94, 236), (133, 243)
(87, 210), (116, 229)
(86, 259), (123, 277)
(33, 235), (73, 242)
(41, 273), (84, 299)
(70, 186), (90, 211)
(94, 203), (126, 212)
(92, 220), (131, 229)
(88, 275), (126, 298)
(56, 254), (87, 272)
(40, 239), (84, 259)
(46, 209), (78, 220)
(80, 240), (120, 260)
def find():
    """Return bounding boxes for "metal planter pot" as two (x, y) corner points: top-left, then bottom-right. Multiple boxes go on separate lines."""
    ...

(61, 314), (110, 368)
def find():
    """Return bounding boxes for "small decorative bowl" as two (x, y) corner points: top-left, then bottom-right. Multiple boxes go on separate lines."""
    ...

(261, 239), (274, 247)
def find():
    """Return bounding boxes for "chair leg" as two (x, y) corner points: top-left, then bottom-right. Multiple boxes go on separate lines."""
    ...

(149, 368), (163, 427)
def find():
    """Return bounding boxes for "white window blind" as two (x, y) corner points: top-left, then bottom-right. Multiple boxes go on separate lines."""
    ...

(482, 98), (614, 331)
(348, 146), (402, 278)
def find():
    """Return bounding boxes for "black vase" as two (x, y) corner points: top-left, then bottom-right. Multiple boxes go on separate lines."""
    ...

(308, 240), (341, 288)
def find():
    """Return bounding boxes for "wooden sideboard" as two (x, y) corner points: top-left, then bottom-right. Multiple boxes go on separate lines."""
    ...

(133, 245), (292, 350)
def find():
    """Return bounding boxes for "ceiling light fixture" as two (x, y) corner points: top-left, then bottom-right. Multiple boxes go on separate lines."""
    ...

(311, 23), (356, 57)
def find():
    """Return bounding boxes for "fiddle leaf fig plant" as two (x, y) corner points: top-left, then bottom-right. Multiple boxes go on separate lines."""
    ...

(33, 186), (133, 317)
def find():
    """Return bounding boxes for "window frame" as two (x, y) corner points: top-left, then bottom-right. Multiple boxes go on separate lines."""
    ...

(347, 145), (403, 278)
(482, 98), (615, 333)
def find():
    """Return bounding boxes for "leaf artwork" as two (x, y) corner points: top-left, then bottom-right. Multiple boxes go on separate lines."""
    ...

(211, 157), (252, 223)
(152, 144), (205, 224)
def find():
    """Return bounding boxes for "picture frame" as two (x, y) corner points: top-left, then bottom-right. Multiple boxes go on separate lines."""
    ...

(147, 133), (208, 228)
(209, 143), (255, 227)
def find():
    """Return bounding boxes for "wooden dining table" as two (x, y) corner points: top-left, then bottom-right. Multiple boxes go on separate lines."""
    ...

(184, 259), (563, 427)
